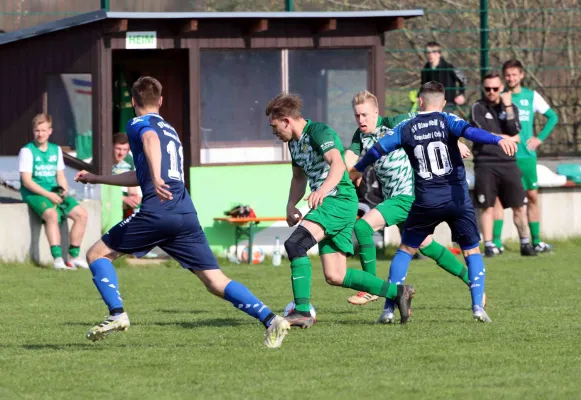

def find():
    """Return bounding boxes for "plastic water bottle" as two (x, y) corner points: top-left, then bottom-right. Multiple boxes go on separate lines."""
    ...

(272, 236), (281, 267)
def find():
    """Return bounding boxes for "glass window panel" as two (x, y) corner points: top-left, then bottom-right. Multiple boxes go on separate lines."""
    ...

(289, 49), (369, 147)
(200, 50), (282, 147)
(46, 74), (93, 164)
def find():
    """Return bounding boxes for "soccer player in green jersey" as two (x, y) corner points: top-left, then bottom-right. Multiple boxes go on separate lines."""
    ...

(266, 93), (415, 327)
(112, 133), (141, 219)
(494, 60), (559, 253)
(344, 91), (474, 322)
(18, 114), (89, 270)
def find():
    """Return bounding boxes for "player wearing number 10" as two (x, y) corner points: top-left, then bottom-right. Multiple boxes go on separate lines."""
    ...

(75, 76), (290, 348)
(353, 81), (518, 323)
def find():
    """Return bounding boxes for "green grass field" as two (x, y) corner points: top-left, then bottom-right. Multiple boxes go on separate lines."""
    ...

(1, 240), (581, 400)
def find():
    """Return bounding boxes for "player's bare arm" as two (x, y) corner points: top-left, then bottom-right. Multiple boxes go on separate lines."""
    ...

(306, 149), (344, 210)
(141, 130), (173, 202)
(75, 170), (139, 187)
(20, 171), (63, 205)
(56, 170), (69, 196)
(286, 166), (307, 226)
(344, 150), (359, 171)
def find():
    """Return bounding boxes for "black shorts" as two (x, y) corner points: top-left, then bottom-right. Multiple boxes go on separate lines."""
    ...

(474, 164), (526, 209)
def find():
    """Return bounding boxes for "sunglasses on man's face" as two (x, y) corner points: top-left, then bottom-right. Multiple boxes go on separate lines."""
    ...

(484, 87), (500, 92)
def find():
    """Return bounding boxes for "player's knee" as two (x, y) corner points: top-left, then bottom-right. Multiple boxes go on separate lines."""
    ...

(399, 244), (417, 255)
(462, 246), (481, 258)
(284, 225), (317, 261)
(418, 236), (433, 250)
(42, 209), (58, 224)
(86, 241), (117, 265)
(324, 270), (345, 286)
(73, 206), (88, 223)
(527, 191), (538, 204)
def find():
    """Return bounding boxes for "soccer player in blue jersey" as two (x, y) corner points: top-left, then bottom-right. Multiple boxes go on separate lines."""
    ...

(352, 81), (517, 323)
(75, 76), (290, 348)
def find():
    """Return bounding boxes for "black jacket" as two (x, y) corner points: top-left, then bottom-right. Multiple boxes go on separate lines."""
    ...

(470, 99), (521, 165)
(421, 58), (467, 104)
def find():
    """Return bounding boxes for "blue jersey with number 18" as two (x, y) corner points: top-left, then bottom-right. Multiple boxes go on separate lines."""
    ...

(377, 111), (471, 208)
(126, 113), (195, 214)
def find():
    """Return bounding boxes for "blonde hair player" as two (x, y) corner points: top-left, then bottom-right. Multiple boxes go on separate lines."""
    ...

(344, 90), (479, 323)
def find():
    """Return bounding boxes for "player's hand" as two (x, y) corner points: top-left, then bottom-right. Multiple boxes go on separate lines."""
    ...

(498, 138), (518, 156)
(458, 141), (471, 159)
(74, 170), (97, 184)
(500, 92), (512, 107)
(355, 177), (362, 187)
(454, 94), (466, 106)
(527, 137), (542, 151)
(305, 190), (325, 210)
(153, 177), (172, 202)
(286, 206), (302, 227)
(349, 169), (363, 182)
(47, 192), (63, 205)
(122, 195), (140, 208)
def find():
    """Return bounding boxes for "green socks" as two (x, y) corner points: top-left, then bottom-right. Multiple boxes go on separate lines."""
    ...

(342, 268), (398, 299)
(69, 245), (80, 258)
(420, 240), (469, 286)
(290, 257), (313, 313)
(353, 219), (377, 276)
(50, 245), (62, 259)
(529, 222), (541, 246)
(493, 219), (504, 248)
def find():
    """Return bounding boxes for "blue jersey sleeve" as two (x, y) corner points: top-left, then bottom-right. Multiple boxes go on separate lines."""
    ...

(126, 117), (153, 140)
(354, 125), (402, 172)
(444, 113), (471, 137)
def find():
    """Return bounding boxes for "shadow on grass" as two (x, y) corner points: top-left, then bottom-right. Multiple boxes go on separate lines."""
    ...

(154, 308), (210, 315)
(22, 343), (106, 351)
(150, 318), (250, 329)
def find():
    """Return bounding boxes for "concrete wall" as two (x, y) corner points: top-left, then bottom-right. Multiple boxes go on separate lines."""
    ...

(384, 186), (581, 247)
(0, 200), (102, 264)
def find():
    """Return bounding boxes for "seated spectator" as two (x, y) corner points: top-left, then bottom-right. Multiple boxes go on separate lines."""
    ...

(112, 132), (141, 219)
(18, 113), (89, 270)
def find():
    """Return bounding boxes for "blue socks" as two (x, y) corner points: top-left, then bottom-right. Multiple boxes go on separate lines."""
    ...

(466, 254), (486, 308)
(383, 249), (413, 311)
(223, 281), (276, 328)
(90, 258), (124, 315)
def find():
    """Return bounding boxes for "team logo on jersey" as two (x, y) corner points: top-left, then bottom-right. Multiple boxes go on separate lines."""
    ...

(48, 155), (57, 162)
(485, 112), (494, 119)
(35, 156), (41, 162)
(301, 142), (309, 153)
(377, 126), (394, 138)
(498, 111), (507, 120)
(520, 99), (529, 106)
(478, 194), (486, 204)
(320, 141), (334, 151)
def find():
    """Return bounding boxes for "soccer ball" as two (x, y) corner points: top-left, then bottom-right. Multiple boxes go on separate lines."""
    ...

(283, 301), (317, 322)
(240, 246), (265, 264)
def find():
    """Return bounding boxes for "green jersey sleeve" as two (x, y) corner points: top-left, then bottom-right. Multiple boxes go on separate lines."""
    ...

(383, 112), (417, 129)
(347, 131), (362, 155)
(310, 125), (342, 156)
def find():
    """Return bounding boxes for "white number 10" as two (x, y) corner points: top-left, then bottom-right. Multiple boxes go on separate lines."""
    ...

(413, 141), (453, 180)
(166, 140), (184, 182)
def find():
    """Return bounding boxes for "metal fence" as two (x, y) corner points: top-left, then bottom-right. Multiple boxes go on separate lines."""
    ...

(1, 0), (580, 156)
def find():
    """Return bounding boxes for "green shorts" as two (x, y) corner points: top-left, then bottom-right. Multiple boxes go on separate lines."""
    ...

(25, 194), (80, 223)
(304, 195), (358, 256)
(516, 157), (538, 191)
(375, 194), (415, 229)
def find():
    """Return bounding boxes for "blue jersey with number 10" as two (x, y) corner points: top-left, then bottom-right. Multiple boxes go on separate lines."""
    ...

(126, 113), (195, 214)
(377, 112), (472, 208)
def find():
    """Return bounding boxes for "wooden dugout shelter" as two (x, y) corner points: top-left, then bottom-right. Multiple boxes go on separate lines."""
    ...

(0, 9), (423, 186)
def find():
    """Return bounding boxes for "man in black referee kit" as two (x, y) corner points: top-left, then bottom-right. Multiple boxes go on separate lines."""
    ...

(470, 72), (536, 257)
